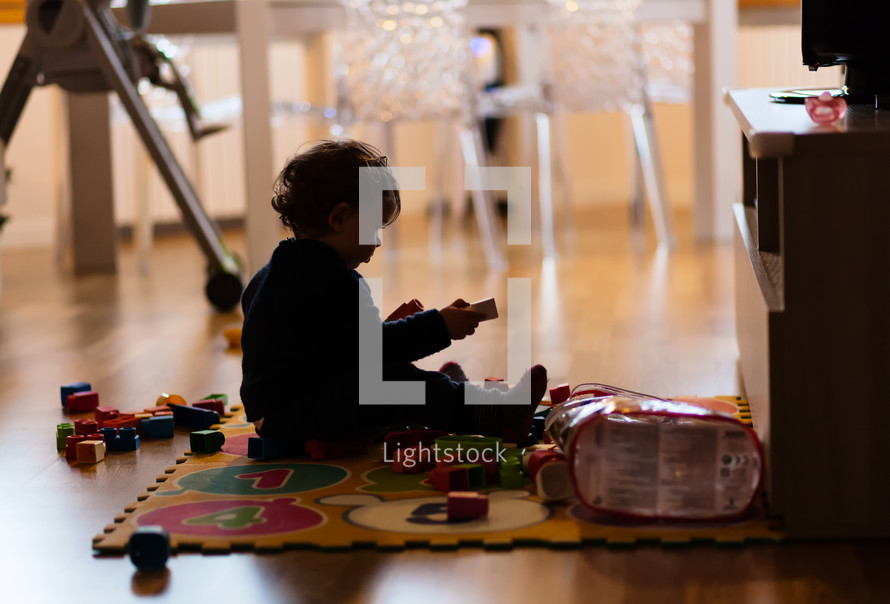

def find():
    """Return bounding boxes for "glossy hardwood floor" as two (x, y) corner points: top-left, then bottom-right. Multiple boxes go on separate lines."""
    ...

(1, 206), (888, 603)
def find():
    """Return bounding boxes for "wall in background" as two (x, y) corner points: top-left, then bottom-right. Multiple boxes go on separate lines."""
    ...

(0, 22), (844, 250)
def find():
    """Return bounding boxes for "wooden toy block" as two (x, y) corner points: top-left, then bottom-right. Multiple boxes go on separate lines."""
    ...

(429, 466), (469, 492)
(527, 448), (566, 481)
(141, 416), (174, 439)
(191, 399), (224, 416)
(521, 443), (558, 472)
(143, 406), (170, 415)
(60, 382), (91, 407)
(153, 410), (174, 417)
(56, 423), (75, 450)
(447, 491), (489, 521)
(65, 435), (85, 460)
(304, 438), (371, 460)
(129, 526), (170, 571)
(93, 406), (119, 424)
(76, 440), (106, 463)
(247, 436), (284, 461)
(134, 413), (153, 420)
(167, 403), (220, 430)
(189, 429), (225, 454)
(483, 377), (509, 392)
(467, 297), (498, 321)
(116, 427), (140, 451)
(535, 459), (574, 502)
(383, 429), (448, 452)
(549, 383), (572, 405)
(74, 419), (98, 435)
(102, 415), (141, 434)
(66, 391), (100, 414)
(201, 393), (228, 406)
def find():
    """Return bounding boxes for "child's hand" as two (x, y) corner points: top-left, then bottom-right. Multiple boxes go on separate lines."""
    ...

(439, 299), (486, 340)
(386, 299), (424, 322)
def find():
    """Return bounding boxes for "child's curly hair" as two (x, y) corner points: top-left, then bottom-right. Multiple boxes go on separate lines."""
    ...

(271, 139), (401, 237)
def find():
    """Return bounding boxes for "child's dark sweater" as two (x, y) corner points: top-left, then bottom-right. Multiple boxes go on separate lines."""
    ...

(240, 238), (463, 442)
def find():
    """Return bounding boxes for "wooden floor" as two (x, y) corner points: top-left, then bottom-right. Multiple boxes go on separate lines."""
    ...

(1, 206), (888, 603)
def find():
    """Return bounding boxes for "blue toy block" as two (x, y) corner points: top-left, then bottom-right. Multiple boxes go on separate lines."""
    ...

(141, 415), (175, 439)
(99, 427), (119, 450)
(247, 436), (284, 460)
(129, 526), (170, 571)
(167, 403), (220, 430)
(117, 427), (140, 451)
(189, 429), (225, 454)
(60, 382), (91, 408)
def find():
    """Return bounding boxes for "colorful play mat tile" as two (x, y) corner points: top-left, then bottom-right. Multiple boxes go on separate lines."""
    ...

(92, 399), (782, 555)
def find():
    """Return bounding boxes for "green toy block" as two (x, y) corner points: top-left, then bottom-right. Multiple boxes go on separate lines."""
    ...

(56, 423), (75, 450)
(189, 429), (225, 454)
(499, 469), (526, 489)
(454, 463), (486, 489)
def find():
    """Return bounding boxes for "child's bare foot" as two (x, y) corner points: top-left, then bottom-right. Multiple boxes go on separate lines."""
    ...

(439, 361), (468, 383)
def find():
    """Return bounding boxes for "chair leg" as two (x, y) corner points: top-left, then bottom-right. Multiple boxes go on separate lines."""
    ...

(626, 114), (646, 227)
(550, 109), (575, 237)
(459, 123), (507, 270)
(628, 102), (675, 250)
(535, 112), (556, 259)
(381, 120), (399, 258)
(429, 119), (451, 259)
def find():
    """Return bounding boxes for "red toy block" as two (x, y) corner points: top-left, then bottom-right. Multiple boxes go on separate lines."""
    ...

(94, 406), (119, 424)
(392, 444), (434, 474)
(527, 449), (566, 481)
(73, 419), (99, 435)
(429, 466), (469, 492)
(447, 491), (489, 521)
(86, 432), (105, 441)
(102, 415), (142, 434)
(383, 429), (448, 452)
(549, 383), (571, 405)
(65, 434), (85, 461)
(191, 399), (225, 415)
(66, 391), (100, 413)
(303, 438), (371, 460)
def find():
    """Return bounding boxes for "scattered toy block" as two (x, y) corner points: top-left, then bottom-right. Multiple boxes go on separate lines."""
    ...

(129, 526), (170, 571)
(200, 393), (228, 406)
(499, 469), (526, 489)
(454, 464), (486, 489)
(141, 415), (174, 439)
(134, 413), (153, 421)
(247, 436), (284, 460)
(521, 443), (558, 473)
(447, 491), (489, 521)
(483, 377), (509, 392)
(153, 410), (173, 417)
(94, 406), (119, 424)
(86, 432), (105, 441)
(76, 440), (106, 463)
(74, 419), (99, 436)
(526, 448), (566, 481)
(66, 391), (100, 414)
(191, 399), (224, 416)
(99, 427), (119, 449)
(143, 406), (171, 415)
(392, 444), (434, 473)
(116, 427), (140, 451)
(167, 403), (220, 430)
(429, 466), (469, 492)
(65, 435), (86, 460)
(190, 429), (225, 454)
(549, 383), (572, 405)
(383, 429), (448, 452)
(102, 415), (142, 434)
(56, 423), (75, 450)
(535, 459), (574, 502)
(60, 382), (91, 408)
(304, 438), (371, 460)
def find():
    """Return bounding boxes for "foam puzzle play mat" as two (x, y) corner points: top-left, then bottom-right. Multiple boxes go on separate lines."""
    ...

(92, 390), (784, 555)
